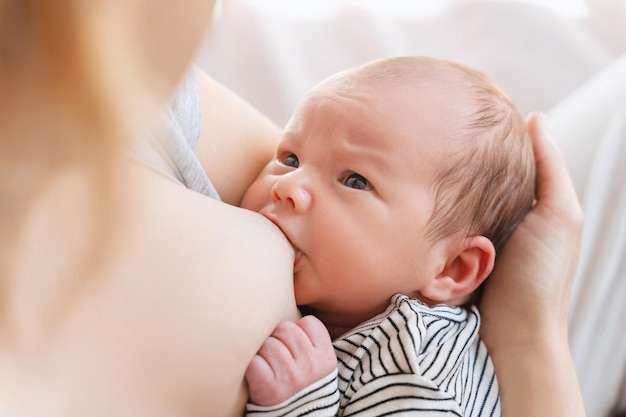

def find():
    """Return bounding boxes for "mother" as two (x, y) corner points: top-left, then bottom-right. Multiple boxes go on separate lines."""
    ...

(0, 0), (585, 416)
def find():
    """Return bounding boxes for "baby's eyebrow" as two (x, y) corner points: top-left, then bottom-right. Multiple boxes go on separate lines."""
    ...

(345, 142), (395, 175)
(279, 129), (303, 146)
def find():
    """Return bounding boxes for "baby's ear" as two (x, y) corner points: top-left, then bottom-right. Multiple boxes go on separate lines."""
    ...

(420, 236), (495, 305)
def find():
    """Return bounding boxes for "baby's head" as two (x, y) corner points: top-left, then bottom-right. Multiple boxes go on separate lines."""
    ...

(242, 56), (535, 331)
(336, 56), (535, 244)
(361, 57), (536, 305)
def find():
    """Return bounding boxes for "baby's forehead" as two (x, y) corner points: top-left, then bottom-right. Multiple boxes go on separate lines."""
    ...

(316, 63), (474, 108)
(298, 61), (497, 142)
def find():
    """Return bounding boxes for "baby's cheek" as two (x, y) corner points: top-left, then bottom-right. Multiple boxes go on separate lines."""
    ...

(241, 180), (269, 211)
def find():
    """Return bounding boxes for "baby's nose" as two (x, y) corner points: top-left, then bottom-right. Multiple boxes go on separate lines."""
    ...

(271, 174), (312, 213)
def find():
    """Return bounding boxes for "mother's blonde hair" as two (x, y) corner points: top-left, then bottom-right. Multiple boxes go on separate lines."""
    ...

(0, 0), (146, 313)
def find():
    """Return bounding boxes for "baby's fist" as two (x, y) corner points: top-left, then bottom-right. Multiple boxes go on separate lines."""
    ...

(245, 315), (336, 406)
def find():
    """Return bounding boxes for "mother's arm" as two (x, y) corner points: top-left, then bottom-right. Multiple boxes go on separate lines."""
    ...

(480, 113), (586, 416)
(193, 66), (281, 206)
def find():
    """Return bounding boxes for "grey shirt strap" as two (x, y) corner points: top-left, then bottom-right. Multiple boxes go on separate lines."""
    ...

(129, 71), (221, 200)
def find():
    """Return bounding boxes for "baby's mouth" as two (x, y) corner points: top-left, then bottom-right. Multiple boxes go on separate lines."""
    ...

(259, 211), (302, 267)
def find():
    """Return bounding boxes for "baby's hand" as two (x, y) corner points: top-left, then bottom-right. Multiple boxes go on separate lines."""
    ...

(245, 315), (336, 406)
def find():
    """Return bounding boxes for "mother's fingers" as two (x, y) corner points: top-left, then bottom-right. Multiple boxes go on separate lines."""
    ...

(526, 112), (583, 222)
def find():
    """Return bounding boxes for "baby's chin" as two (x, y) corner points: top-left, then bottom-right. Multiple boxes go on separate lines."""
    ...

(292, 276), (315, 307)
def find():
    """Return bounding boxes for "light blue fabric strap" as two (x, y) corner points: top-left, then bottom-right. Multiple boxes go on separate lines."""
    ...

(129, 70), (221, 200)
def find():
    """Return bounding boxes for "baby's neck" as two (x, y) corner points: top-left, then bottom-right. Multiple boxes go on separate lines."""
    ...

(298, 306), (367, 341)
(326, 324), (353, 341)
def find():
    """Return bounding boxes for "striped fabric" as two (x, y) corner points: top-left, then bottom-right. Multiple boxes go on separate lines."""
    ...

(247, 294), (500, 417)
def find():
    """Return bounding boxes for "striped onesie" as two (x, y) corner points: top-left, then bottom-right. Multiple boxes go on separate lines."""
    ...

(247, 294), (500, 417)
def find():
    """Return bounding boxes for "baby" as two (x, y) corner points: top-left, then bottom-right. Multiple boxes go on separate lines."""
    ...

(241, 56), (535, 416)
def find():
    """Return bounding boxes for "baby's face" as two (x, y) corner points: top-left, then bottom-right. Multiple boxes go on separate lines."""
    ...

(241, 75), (458, 327)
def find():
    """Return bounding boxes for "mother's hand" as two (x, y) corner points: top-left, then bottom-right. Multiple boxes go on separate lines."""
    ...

(481, 112), (583, 343)
(479, 112), (586, 417)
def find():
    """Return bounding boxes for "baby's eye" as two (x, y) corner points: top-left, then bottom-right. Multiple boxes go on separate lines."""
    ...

(280, 153), (299, 168)
(343, 173), (370, 190)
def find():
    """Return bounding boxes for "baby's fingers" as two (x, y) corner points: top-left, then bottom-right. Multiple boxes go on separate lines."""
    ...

(297, 316), (337, 377)
(270, 318), (336, 382)
(245, 353), (274, 388)
(297, 315), (334, 348)
(271, 320), (317, 359)
(297, 316), (336, 370)
(245, 336), (298, 406)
